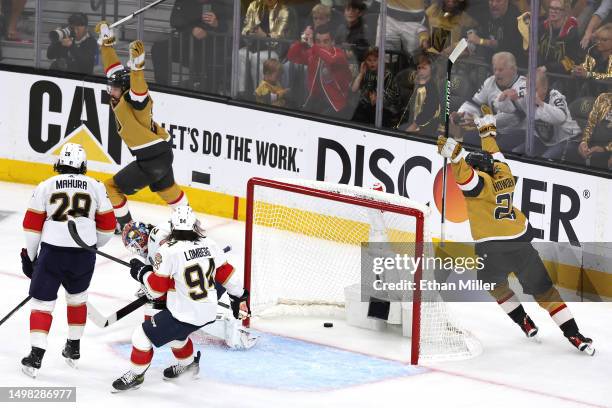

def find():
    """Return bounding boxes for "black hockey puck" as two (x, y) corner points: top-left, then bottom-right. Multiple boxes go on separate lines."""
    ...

(323, 322), (333, 328)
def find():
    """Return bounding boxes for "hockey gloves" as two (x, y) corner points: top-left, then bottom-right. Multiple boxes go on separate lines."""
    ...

(20, 248), (35, 279)
(437, 136), (465, 163)
(95, 21), (116, 47)
(129, 258), (153, 284)
(474, 114), (497, 138)
(229, 289), (251, 320)
(128, 40), (145, 71)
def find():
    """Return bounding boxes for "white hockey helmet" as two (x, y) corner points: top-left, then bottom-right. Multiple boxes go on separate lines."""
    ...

(170, 205), (197, 231)
(56, 143), (87, 172)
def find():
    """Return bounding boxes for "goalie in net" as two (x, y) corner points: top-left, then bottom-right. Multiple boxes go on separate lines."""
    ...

(244, 177), (482, 364)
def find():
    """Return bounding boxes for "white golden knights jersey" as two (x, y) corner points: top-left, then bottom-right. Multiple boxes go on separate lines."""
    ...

(142, 236), (243, 326)
(452, 136), (529, 243)
(458, 74), (527, 131)
(22, 174), (116, 259)
(100, 46), (170, 160)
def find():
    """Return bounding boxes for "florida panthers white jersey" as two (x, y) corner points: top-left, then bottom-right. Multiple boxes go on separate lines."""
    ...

(146, 223), (171, 266)
(144, 236), (243, 326)
(23, 174), (116, 260)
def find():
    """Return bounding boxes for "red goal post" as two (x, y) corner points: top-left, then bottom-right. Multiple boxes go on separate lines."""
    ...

(243, 177), (479, 365)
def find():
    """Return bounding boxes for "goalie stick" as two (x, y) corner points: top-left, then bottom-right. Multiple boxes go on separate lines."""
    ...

(67, 220), (242, 327)
(109, 0), (170, 29)
(441, 38), (468, 243)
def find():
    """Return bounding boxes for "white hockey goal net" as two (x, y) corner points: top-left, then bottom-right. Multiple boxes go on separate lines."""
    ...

(244, 177), (480, 364)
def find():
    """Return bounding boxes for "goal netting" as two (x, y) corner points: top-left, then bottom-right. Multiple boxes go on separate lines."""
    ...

(244, 177), (481, 364)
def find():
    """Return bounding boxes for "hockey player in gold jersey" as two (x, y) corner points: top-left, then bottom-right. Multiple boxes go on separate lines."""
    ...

(437, 114), (595, 355)
(95, 21), (188, 230)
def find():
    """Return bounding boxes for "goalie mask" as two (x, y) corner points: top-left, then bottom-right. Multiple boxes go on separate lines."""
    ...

(122, 221), (152, 258)
(465, 151), (496, 175)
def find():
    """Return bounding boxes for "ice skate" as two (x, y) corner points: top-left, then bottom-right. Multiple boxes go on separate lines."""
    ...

(163, 351), (201, 380)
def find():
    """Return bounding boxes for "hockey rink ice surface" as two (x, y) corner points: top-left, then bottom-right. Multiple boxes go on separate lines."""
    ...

(0, 180), (610, 408)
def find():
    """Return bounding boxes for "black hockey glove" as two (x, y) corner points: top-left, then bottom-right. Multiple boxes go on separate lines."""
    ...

(20, 248), (35, 279)
(228, 288), (251, 320)
(129, 258), (153, 284)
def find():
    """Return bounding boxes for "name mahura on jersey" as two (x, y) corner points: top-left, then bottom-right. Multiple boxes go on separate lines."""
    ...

(184, 247), (211, 261)
(55, 179), (88, 190)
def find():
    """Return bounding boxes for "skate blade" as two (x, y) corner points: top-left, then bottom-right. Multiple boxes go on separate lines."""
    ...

(22, 366), (38, 378)
(582, 344), (595, 356)
(110, 384), (141, 393)
(65, 358), (78, 369)
(528, 334), (542, 344)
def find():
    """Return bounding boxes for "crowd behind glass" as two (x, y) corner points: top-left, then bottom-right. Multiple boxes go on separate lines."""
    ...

(0, 0), (610, 170)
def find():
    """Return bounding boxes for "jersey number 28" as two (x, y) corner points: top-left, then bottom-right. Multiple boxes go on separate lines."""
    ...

(184, 261), (215, 301)
(50, 192), (92, 221)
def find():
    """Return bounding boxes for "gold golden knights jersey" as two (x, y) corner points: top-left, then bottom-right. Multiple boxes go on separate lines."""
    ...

(100, 46), (170, 160)
(452, 136), (529, 242)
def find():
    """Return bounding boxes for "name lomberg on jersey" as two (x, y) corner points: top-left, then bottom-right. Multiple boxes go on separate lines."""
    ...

(184, 247), (211, 262)
(55, 179), (89, 190)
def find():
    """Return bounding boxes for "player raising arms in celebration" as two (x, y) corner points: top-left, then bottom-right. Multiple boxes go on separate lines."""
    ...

(437, 114), (595, 355)
(95, 21), (188, 231)
(112, 205), (249, 392)
(20, 143), (117, 377)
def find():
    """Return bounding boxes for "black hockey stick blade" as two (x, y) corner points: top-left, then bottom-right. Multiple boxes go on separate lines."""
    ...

(105, 295), (149, 327)
(0, 296), (32, 327)
(67, 220), (130, 267)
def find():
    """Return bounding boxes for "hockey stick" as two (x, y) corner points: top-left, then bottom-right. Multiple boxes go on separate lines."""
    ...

(440, 38), (468, 244)
(67, 220), (238, 327)
(68, 220), (130, 267)
(0, 295), (32, 327)
(109, 0), (170, 29)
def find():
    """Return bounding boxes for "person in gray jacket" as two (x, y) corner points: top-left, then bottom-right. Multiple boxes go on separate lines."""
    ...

(508, 67), (582, 162)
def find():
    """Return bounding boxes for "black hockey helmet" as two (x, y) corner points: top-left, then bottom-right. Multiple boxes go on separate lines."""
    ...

(107, 68), (130, 94)
(465, 151), (495, 175)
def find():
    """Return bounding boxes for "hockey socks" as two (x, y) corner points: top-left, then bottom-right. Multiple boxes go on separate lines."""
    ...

(170, 338), (195, 366)
(67, 292), (88, 341)
(29, 299), (55, 349)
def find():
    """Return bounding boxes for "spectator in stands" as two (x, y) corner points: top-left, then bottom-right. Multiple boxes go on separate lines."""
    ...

(303, 3), (332, 33)
(578, 92), (611, 169)
(466, 0), (527, 66)
(538, 0), (583, 74)
(255, 58), (290, 107)
(396, 52), (441, 135)
(239, 0), (293, 94)
(351, 47), (400, 126)
(46, 13), (97, 75)
(1, 0), (26, 41)
(335, 0), (372, 64)
(572, 23), (612, 81)
(512, 67), (582, 162)
(455, 52), (527, 151)
(580, 0), (611, 49)
(424, 0), (478, 56)
(151, 0), (232, 92)
(374, 0), (429, 56)
(288, 23), (352, 118)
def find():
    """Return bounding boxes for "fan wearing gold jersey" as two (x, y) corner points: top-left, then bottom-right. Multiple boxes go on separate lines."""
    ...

(95, 21), (188, 231)
(436, 114), (594, 356)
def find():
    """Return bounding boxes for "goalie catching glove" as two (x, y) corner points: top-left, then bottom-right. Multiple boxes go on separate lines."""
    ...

(95, 21), (115, 47)
(128, 40), (145, 71)
(474, 114), (497, 138)
(437, 136), (467, 163)
(228, 289), (251, 320)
